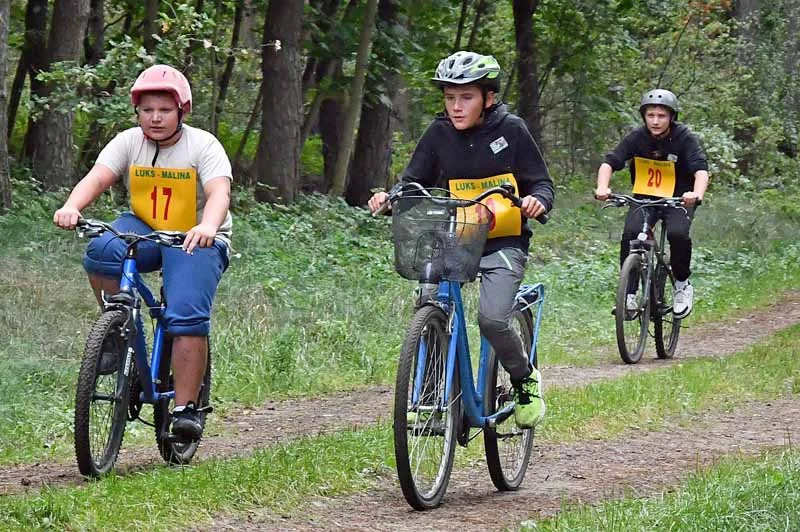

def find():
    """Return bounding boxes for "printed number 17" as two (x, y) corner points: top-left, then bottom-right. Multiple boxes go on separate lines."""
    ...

(150, 186), (172, 220)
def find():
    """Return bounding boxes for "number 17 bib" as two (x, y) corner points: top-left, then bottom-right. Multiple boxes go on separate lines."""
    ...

(632, 157), (676, 198)
(129, 166), (197, 231)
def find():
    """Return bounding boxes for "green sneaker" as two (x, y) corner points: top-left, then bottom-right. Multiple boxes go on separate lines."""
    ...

(513, 368), (545, 429)
(406, 410), (433, 425)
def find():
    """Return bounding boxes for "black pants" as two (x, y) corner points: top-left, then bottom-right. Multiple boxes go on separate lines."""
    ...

(620, 205), (696, 282)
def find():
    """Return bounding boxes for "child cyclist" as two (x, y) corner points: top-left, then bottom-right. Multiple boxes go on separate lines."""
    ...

(595, 88), (709, 318)
(368, 51), (553, 428)
(53, 64), (232, 442)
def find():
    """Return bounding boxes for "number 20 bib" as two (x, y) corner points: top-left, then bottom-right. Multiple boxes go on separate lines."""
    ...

(632, 157), (676, 198)
(129, 166), (197, 231)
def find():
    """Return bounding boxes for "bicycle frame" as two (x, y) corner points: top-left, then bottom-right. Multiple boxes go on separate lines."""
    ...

(627, 208), (673, 310)
(114, 244), (171, 405)
(414, 280), (545, 430)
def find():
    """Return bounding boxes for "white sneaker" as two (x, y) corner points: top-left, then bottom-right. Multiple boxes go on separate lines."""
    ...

(673, 281), (694, 318)
(626, 293), (638, 312)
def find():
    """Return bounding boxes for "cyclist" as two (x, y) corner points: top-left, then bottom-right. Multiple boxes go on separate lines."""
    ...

(53, 64), (232, 442)
(368, 51), (553, 428)
(595, 88), (709, 318)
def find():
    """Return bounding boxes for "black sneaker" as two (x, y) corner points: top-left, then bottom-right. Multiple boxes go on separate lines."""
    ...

(171, 402), (203, 442)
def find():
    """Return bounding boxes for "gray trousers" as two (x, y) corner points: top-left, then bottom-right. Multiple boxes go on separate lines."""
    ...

(478, 248), (530, 381)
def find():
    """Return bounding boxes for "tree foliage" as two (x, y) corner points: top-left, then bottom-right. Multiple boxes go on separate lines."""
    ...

(3, 0), (799, 201)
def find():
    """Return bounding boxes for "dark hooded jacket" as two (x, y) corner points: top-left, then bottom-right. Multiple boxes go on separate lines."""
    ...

(604, 123), (708, 197)
(400, 103), (554, 254)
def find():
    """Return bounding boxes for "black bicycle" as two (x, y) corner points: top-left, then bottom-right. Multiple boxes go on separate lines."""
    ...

(604, 194), (698, 364)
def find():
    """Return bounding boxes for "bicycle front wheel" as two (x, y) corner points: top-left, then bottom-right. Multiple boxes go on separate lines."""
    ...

(484, 305), (535, 491)
(615, 253), (649, 364)
(393, 305), (459, 510)
(653, 264), (681, 358)
(154, 337), (212, 465)
(74, 309), (132, 476)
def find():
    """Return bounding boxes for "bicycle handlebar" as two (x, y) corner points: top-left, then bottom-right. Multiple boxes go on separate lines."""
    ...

(601, 193), (702, 210)
(374, 182), (548, 224)
(75, 218), (186, 247)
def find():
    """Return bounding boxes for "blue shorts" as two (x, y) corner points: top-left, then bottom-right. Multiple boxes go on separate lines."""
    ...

(83, 213), (229, 336)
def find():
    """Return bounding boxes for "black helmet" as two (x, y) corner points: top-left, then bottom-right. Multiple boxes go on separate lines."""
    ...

(639, 89), (679, 121)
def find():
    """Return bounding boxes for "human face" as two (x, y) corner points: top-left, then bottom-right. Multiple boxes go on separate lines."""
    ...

(137, 92), (182, 145)
(643, 105), (672, 138)
(443, 85), (495, 130)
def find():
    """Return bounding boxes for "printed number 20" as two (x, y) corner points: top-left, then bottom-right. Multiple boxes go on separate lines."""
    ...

(150, 186), (172, 220)
(647, 168), (662, 188)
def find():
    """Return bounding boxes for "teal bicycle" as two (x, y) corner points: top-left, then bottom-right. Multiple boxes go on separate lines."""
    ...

(379, 183), (547, 510)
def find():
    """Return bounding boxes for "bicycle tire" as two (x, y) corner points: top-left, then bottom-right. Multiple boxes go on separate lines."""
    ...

(484, 305), (535, 491)
(154, 337), (212, 465)
(74, 309), (132, 476)
(394, 305), (459, 510)
(653, 264), (681, 359)
(615, 253), (649, 364)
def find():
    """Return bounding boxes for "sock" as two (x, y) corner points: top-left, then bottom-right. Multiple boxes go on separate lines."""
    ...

(172, 405), (186, 413)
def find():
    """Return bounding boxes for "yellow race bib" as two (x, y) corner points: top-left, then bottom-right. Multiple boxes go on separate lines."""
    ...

(129, 166), (197, 231)
(632, 157), (676, 197)
(449, 173), (522, 239)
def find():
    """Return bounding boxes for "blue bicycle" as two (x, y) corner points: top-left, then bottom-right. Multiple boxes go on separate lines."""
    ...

(380, 183), (547, 510)
(72, 219), (212, 476)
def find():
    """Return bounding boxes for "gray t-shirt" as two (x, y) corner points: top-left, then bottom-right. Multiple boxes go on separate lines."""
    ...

(96, 124), (233, 239)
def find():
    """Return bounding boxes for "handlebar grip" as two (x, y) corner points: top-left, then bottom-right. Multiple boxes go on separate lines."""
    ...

(695, 198), (703, 206)
(372, 201), (391, 217)
(534, 213), (548, 225)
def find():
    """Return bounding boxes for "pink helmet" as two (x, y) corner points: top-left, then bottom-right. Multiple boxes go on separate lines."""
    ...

(130, 64), (192, 114)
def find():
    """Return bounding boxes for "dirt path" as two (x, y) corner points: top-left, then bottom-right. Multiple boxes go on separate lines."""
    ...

(207, 397), (800, 531)
(2, 292), (799, 497)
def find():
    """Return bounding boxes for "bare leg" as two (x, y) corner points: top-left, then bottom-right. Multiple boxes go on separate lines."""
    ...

(88, 274), (120, 307)
(172, 336), (208, 406)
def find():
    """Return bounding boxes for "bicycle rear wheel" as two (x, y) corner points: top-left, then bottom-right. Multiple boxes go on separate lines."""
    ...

(615, 253), (649, 364)
(653, 264), (681, 359)
(74, 309), (132, 476)
(484, 305), (535, 491)
(154, 337), (212, 465)
(394, 305), (459, 510)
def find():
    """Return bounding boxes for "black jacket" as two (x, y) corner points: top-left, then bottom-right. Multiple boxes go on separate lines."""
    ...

(400, 103), (554, 253)
(604, 123), (708, 196)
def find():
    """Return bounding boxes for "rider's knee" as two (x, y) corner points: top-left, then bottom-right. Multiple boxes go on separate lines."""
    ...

(165, 317), (211, 337)
(478, 311), (509, 337)
(83, 237), (123, 278)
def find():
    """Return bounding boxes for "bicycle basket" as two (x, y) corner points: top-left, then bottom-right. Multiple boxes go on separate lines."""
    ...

(391, 195), (493, 283)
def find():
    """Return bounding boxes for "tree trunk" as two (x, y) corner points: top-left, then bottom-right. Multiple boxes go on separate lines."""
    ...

(319, 79), (344, 192)
(12, 0), (47, 146)
(329, 0), (379, 197)
(512, 0), (543, 147)
(255, 0), (304, 204)
(346, 0), (405, 206)
(0, 0), (11, 212)
(212, 0), (244, 135)
(143, 0), (160, 54)
(466, 0), (487, 50)
(453, 0), (469, 52)
(233, 81), (262, 187)
(24, 0), (90, 189)
(84, 0), (104, 65)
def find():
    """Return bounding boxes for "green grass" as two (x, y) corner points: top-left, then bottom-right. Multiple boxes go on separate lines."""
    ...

(1, 324), (798, 531)
(523, 449), (800, 531)
(1, 182), (800, 464)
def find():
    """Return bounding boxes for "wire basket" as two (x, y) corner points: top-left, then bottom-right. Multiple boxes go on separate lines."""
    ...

(391, 195), (493, 283)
